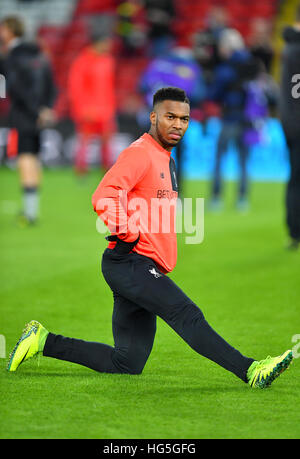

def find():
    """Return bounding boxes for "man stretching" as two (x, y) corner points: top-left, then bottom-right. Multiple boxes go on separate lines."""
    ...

(7, 87), (293, 389)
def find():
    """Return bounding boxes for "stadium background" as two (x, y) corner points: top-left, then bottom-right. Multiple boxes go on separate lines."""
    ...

(0, 0), (296, 181)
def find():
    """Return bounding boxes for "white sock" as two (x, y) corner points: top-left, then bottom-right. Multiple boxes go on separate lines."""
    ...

(23, 187), (39, 220)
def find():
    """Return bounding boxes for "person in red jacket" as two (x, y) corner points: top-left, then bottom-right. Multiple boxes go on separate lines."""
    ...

(8, 88), (294, 389)
(68, 30), (116, 174)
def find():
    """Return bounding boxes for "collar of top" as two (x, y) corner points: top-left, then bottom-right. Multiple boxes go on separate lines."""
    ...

(142, 133), (172, 156)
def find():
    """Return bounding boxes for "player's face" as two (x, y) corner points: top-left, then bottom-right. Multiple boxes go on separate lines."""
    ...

(150, 100), (190, 151)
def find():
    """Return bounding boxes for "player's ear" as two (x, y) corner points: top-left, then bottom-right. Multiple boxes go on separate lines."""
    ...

(150, 110), (157, 126)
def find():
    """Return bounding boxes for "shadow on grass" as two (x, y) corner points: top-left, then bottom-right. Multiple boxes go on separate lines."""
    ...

(3, 368), (251, 395)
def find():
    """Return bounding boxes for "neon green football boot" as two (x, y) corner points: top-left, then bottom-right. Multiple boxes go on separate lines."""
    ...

(247, 350), (293, 389)
(7, 320), (49, 372)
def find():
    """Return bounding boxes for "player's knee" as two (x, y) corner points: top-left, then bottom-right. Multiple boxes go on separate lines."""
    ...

(190, 304), (205, 323)
(126, 356), (147, 375)
(171, 301), (205, 328)
(127, 365), (144, 375)
(113, 352), (147, 375)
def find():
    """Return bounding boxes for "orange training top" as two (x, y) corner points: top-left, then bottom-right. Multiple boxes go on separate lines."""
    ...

(92, 133), (178, 273)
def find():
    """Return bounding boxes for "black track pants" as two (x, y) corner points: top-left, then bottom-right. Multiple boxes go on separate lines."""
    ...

(285, 133), (300, 240)
(44, 249), (254, 382)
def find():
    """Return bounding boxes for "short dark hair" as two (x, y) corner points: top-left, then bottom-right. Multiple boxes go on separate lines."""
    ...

(1, 16), (25, 38)
(153, 87), (190, 108)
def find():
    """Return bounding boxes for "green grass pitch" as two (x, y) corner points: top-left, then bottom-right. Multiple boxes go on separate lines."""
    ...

(0, 166), (299, 439)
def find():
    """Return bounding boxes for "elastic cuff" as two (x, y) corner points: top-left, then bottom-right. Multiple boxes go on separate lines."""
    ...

(106, 234), (140, 254)
(118, 232), (140, 243)
(42, 332), (56, 357)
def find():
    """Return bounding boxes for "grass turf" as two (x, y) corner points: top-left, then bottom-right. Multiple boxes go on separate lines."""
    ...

(0, 166), (299, 439)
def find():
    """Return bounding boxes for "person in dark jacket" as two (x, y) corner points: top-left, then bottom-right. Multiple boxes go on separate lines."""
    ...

(279, 7), (300, 250)
(207, 28), (260, 212)
(0, 16), (56, 225)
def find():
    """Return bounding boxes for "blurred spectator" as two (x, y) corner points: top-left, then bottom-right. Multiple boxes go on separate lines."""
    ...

(140, 45), (206, 195)
(144, 0), (175, 56)
(254, 64), (279, 117)
(192, 6), (230, 84)
(207, 28), (261, 212)
(140, 46), (205, 108)
(248, 18), (274, 74)
(279, 6), (300, 250)
(0, 15), (56, 225)
(68, 24), (116, 174)
(117, 0), (147, 56)
(0, 50), (10, 126)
